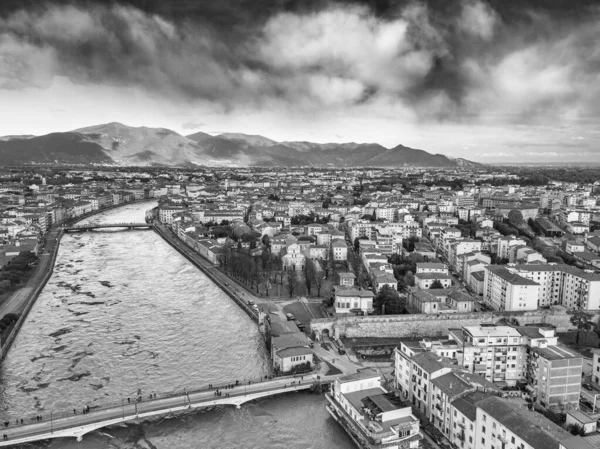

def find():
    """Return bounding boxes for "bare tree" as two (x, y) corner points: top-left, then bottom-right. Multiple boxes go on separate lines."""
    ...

(303, 259), (316, 295)
(314, 267), (325, 297)
(287, 269), (298, 297)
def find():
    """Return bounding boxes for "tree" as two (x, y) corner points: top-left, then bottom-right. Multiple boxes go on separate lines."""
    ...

(569, 309), (594, 344)
(262, 234), (271, 250)
(314, 268), (325, 297)
(287, 270), (298, 297)
(430, 279), (444, 289)
(402, 236), (419, 252)
(374, 285), (405, 315)
(303, 259), (316, 295)
(354, 236), (368, 251)
(508, 209), (524, 226)
(404, 271), (415, 287)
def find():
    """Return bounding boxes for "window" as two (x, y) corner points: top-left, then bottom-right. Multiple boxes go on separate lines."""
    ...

(511, 436), (515, 444)
(482, 426), (486, 433)
(482, 438), (485, 445)
(482, 414), (487, 422)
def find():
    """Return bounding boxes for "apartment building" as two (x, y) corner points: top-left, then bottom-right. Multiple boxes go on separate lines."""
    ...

(476, 396), (576, 449)
(483, 266), (540, 311)
(448, 240), (482, 271)
(350, 221), (375, 241)
(511, 265), (563, 307)
(559, 265), (600, 310)
(326, 369), (422, 449)
(496, 235), (528, 259)
(526, 343), (582, 409)
(449, 325), (526, 386)
(331, 239), (348, 261)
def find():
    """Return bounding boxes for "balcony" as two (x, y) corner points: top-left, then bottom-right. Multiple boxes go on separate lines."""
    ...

(325, 394), (422, 449)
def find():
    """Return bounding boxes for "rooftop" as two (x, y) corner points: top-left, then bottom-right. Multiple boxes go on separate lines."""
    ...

(531, 344), (583, 361)
(484, 265), (540, 286)
(338, 368), (380, 384)
(477, 397), (572, 449)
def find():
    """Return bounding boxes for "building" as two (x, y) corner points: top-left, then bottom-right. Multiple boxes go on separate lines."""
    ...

(282, 243), (306, 271)
(338, 272), (356, 287)
(449, 325), (525, 386)
(483, 265), (540, 311)
(526, 344), (582, 409)
(273, 346), (314, 374)
(332, 239), (348, 261)
(326, 368), (422, 449)
(334, 287), (375, 315)
(414, 272), (453, 290)
(415, 263), (449, 275)
(476, 396), (575, 449)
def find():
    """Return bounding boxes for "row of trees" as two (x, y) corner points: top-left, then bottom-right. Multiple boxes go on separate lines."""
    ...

(0, 251), (38, 294)
(221, 245), (328, 298)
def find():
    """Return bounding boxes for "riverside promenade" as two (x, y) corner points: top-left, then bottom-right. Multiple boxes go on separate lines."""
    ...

(0, 374), (334, 446)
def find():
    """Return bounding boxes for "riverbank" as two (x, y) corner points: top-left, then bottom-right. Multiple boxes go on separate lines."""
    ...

(0, 198), (155, 360)
(152, 222), (259, 323)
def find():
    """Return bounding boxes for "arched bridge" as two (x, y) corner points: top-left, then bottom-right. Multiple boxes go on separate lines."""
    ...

(0, 375), (335, 446)
(64, 222), (153, 232)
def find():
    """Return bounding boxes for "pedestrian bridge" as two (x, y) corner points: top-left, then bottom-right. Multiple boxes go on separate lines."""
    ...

(0, 375), (333, 446)
(64, 222), (152, 232)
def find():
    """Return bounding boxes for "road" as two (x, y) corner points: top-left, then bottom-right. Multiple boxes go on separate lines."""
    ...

(312, 341), (359, 375)
(0, 228), (62, 319)
(0, 374), (336, 445)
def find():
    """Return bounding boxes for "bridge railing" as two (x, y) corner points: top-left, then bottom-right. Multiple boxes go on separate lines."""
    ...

(66, 222), (150, 229)
(0, 371), (320, 427)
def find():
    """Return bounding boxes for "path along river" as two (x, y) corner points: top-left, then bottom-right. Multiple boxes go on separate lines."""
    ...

(0, 202), (353, 448)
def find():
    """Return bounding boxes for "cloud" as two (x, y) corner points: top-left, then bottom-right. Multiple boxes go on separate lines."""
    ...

(181, 122), (205, 130)
(0, 0), (599, 161)
(458, 1), (497, 40)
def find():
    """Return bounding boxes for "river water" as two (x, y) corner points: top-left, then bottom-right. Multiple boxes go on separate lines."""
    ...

(0, 202), (353, 448)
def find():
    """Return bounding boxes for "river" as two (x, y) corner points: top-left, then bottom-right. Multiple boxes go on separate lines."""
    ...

(0, 202), (354, 448)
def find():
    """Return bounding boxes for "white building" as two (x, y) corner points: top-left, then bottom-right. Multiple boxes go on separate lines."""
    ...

(483, 266), (540, 311)
(326, 369), (422, 449)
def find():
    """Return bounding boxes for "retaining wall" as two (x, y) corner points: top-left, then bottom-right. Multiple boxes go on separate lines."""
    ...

(311, 308), (583, 340)
(152, 224), (259, 323)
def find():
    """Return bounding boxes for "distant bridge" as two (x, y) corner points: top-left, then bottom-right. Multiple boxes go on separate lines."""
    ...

(63, 222), (153, 232)
(0, 375), (334, 446)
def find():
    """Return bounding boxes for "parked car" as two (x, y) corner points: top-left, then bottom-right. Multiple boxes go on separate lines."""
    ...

(583, 383), (593, 391)
(286, 313), (295, 321)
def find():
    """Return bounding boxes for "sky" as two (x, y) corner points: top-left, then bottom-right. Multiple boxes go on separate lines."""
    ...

(1, 0), (599, 163)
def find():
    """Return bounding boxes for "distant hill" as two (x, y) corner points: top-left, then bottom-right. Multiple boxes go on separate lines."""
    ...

(0, 133), (112, 165)
(0, 123), (481, 167)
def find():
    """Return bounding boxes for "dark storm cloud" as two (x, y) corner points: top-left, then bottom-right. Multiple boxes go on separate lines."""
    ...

(1, 0), (600, 123)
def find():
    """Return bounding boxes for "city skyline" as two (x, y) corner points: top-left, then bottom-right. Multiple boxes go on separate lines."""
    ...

(1, 0), (599, 163)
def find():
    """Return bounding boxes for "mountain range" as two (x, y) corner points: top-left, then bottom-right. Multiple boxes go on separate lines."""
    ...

(0, 123), (480, 168)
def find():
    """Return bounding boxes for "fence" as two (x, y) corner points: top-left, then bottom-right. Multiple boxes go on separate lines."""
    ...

(1, 371), (323, 424)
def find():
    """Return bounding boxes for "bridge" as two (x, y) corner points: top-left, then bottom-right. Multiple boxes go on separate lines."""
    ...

(63, 222), (153, 232)
(0, 374), (335, 446)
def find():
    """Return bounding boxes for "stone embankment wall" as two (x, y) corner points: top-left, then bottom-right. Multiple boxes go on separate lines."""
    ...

(311, 309), (584, 340)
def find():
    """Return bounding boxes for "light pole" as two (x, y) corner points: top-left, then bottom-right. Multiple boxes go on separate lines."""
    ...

(50, 412), (53, 434)
(122, 399), (125, 418)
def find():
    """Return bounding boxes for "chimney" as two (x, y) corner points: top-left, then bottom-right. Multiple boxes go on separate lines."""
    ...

(450, 382), (453, 390)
